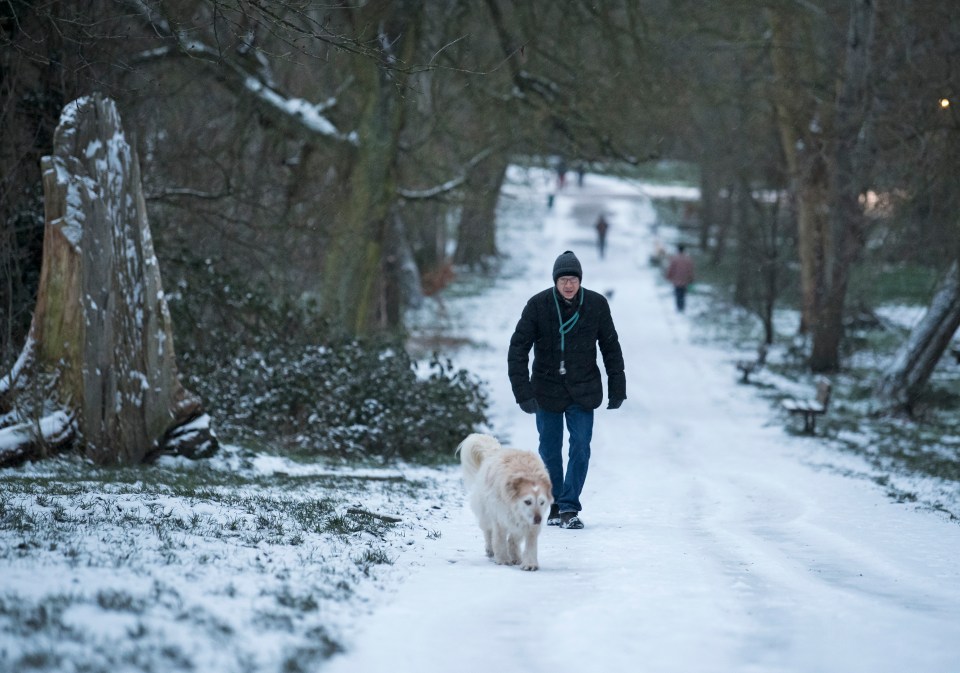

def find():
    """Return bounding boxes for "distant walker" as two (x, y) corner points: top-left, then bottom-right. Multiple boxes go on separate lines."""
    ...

(665, 244), (695, 312)
(595, 214), (609, 259)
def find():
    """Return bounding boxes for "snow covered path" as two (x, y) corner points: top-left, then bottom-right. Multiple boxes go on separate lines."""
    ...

(325, 173), (960, 673)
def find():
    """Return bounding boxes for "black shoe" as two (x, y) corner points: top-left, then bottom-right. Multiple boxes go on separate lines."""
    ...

(547, 504), (561, 526)
(559, 512), (584, 529)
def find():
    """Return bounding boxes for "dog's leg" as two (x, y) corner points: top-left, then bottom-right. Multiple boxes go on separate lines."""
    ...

(482, 526), (494, 558)
(519, 528), (541, 571)
(491, 523), (514, 565)
(505, 534), (521, 565)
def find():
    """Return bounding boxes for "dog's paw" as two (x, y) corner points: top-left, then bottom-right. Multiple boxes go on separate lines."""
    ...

(520, 562), (539, 571)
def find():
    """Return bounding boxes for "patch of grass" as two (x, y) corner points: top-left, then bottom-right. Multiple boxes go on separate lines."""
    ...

(283, 630), (343, 672)
(96, 589), (145, 613)
(0, 594), (75, 638)
(287, 499), (336, 534)
(840, 419), (960, 483)
(848, 262), (942, 306)
(616, 159), (700, 184)
(275, 585), (320, 613)
(323, 513), (354, 536)
(354, 547), (394, 574)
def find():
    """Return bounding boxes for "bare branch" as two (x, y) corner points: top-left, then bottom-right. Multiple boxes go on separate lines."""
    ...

(123, 0), (358, 147)
(397, 148), (494, 201)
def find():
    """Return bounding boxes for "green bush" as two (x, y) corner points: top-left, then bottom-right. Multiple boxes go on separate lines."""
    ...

(190, 340), (487, 462)
(167, 262), (488, 463)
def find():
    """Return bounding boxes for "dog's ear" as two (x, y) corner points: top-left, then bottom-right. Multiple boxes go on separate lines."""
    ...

(506, 477), (528, 499)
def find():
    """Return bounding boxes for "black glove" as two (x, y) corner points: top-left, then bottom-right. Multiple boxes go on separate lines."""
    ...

(518, 398), (539, 414)
(607, 397), (624, 410)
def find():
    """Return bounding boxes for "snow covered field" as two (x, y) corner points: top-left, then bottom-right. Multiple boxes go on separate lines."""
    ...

(2, 168), (959, 673)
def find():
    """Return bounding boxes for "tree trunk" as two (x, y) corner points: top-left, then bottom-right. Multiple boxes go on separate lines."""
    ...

(454, 152), (508, 267)
(732, 178), (753, 308)
(767, 8), (829, 337)
(760, 193), (783, 346)
(709, 183), (732, 268)
(321, 1), (422, 334)
(0, 94), (215, 466)
(698, 163), (718, 255)
(769, 1), (876, 371)
(874, 261), (960, 412)
(809, 0), (876, 372)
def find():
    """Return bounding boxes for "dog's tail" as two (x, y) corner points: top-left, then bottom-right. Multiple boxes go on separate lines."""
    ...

(456, 433), (500, 492)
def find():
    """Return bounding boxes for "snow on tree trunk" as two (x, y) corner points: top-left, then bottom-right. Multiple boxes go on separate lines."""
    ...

(0, 94), (216, 466)
(874, 261), (960, 412)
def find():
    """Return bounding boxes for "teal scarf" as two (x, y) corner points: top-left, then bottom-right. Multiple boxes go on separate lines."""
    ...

(553, 288), (583, 375)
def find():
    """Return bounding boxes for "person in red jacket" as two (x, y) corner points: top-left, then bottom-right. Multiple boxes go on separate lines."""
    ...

(665, 244), (695, 313)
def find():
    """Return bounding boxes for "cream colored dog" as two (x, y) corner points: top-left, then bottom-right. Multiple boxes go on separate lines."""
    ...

(457, 433), (553, 571)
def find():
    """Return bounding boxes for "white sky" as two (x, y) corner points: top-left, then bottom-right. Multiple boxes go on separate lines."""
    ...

(325, 168), (960, 673)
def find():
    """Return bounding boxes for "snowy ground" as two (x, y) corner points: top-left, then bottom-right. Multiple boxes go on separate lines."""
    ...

(2, 168), (959, 673)
(328, 169), (960, 673)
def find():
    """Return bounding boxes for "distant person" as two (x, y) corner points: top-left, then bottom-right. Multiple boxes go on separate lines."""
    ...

(665, 243), (695, 312)
(556, 158), (567, 189)
(576, 165), (585, 187)
(508, 250), (626, 530)
(595, 214), (609, 259)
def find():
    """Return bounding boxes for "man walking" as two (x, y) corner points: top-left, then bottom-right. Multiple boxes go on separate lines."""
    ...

(595, 214), (609, 259)
(508, 250), (626, 529)
(665, 243), (695, 312)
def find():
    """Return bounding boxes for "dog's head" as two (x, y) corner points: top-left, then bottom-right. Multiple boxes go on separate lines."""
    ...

(508, 478), (553, 525)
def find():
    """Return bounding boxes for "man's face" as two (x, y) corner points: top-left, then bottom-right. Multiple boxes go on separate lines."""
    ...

(556, 275), (580, 300)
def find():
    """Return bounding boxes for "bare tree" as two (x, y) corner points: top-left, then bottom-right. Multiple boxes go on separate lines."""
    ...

(767, 0), (878, 372)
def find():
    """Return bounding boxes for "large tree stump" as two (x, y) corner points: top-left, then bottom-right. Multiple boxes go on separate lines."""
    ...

(0, 94), (216, 465)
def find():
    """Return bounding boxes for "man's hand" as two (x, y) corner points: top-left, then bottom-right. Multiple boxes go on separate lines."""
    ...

(518, 398), (539, 414)
(607, 398), (624, 410)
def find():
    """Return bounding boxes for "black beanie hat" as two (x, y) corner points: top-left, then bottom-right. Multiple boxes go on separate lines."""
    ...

(552, 250), (582, 282)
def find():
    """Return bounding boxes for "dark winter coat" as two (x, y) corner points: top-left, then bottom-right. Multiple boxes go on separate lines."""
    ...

(508, 287), (626, 413)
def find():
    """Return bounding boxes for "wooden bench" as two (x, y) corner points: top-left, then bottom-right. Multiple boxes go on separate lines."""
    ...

(735, 344), (767, 383)
(782, 377), (831, 434)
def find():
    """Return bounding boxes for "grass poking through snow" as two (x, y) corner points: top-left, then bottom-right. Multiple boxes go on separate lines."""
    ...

(0, 445), (457, 672)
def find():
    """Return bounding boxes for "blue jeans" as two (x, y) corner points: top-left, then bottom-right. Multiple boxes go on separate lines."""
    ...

(536, 404), (594, 513)
(674, 285), (687, 312)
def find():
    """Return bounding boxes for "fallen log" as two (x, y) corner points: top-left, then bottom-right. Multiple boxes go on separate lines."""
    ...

(0, 411), (75, 466)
